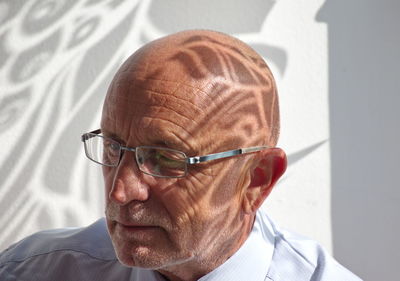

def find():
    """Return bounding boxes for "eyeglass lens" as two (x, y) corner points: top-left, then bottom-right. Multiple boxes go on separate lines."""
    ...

(84, 134), (121, 166)
(84, 134), (187, 177)
(136, 147), (186, 177)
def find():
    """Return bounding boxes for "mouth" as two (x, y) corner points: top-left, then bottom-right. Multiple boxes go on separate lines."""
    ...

(120, 224), (156, 231)
(116, 221), (159, 232)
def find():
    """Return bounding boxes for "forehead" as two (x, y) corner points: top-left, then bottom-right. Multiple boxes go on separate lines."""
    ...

(102, 76), (214, 151)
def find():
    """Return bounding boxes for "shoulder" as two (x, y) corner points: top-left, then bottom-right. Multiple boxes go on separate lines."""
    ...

(0, 218), (115, 263)
(258, 213), (363, 281)
(0, 218), (132, 281)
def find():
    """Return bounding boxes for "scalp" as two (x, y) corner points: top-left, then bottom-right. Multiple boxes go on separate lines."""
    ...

(104, 30), (280, 148)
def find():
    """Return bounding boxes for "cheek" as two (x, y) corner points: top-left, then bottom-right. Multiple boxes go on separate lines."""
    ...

(156, 175), (210, 235)
(163, 172), (227, 231)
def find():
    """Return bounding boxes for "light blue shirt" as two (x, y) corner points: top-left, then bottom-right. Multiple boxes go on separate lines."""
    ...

(0, 211), (362, 281)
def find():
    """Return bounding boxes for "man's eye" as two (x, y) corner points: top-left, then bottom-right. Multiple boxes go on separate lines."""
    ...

(109, 143), (120, 151)
(156, 151), (184, 169)
(104, 141), (119, 155)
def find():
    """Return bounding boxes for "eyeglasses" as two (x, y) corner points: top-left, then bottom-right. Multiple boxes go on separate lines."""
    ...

(81, 129), (269, 178)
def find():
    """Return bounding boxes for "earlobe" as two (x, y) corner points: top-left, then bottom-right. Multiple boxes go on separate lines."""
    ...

(242, 148), (287, 214)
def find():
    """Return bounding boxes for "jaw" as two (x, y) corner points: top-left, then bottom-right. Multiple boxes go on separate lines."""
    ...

(156, 212), (255, 281)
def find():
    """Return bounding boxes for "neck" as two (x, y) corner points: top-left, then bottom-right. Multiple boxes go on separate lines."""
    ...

(157, 214), (255, 281)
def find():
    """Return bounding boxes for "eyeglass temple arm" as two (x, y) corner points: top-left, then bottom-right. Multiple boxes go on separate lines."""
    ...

(186, 146), (269, 164)
(81, 129), (102, 142)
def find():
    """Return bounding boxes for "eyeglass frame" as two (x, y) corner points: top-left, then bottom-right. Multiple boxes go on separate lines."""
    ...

(81, 129), (270, 178)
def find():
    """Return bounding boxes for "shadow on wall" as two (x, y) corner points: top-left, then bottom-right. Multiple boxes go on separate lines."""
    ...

(0, 0), (139, 250)
(147, 0), (287, 75)
(317, 1), (400, 281)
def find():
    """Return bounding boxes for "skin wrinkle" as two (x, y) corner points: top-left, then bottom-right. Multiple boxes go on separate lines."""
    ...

(140, 98), (202, 127)
(114, 78), (208, 118)
(139, 117), (197, 145)
(117, 75), (209, 95)
(195, 83), (224, 106)
(115, 75), (259, 117)
(164, 176), (217, 259)
(208, 161), (242, 207)
(104, 95), (227, 170)
(118, 89), (186, 112)
(106, 98), (199, 149)
(167, 131), (197, 156)
(155, 167), (213, 208)
(100, 30), (283, 281)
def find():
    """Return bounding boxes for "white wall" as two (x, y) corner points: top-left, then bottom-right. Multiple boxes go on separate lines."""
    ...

(0, 1), (398, 280)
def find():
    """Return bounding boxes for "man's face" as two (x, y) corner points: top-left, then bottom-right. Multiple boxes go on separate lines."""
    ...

(101, 75), (248, 270)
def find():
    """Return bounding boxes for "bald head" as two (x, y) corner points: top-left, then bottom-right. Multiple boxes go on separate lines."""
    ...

(101, 30), (286, 279)
(103, 30), (280, 148)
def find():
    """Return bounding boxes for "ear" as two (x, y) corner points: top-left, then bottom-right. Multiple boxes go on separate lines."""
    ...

(242, 148), (287, 214)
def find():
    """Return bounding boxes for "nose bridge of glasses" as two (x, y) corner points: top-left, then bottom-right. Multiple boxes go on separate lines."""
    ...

(117, 145), (142, 174)
(120, 146), (136, 153)
(119, 146), (140, 169)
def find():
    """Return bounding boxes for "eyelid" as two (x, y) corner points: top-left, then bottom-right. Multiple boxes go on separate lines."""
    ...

(153, 140), (187, 154)
(102, 131), (124, 144)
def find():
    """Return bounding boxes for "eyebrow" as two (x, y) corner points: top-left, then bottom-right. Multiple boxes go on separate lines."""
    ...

(152, 137), (194, 155)
(100, 129), (191, 154)
(101, 129), (123, 142)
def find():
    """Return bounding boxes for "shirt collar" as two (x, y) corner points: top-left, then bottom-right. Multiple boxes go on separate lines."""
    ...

(197, 211), (275, 281)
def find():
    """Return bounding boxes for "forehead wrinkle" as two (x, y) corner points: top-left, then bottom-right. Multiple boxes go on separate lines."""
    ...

(105, 85), (239, 154)
(145, 123), (193, 152)
(132, 114), (197, 147)
(106, 82), (272, 150)
(115, 71), (249, 107)
(108, 87), (206, 130)
(112, 78), (237, 129)
(137, 88), (206, 122)
(104, 113), (196, 153)
(114, 77), (217, 115)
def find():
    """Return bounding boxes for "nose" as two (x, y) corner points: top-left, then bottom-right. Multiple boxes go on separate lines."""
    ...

(108, 151), (150, 205)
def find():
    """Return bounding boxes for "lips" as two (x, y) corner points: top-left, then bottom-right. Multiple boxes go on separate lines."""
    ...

(116, 221), (159, 232)
(119, 223), (156, 230)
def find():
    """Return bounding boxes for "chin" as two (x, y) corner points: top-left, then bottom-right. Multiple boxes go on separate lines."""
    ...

(114, 241), (194, 270)
(116, 247), (161, 268)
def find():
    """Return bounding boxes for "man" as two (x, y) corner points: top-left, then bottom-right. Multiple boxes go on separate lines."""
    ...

(0, 30), (361, 281)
